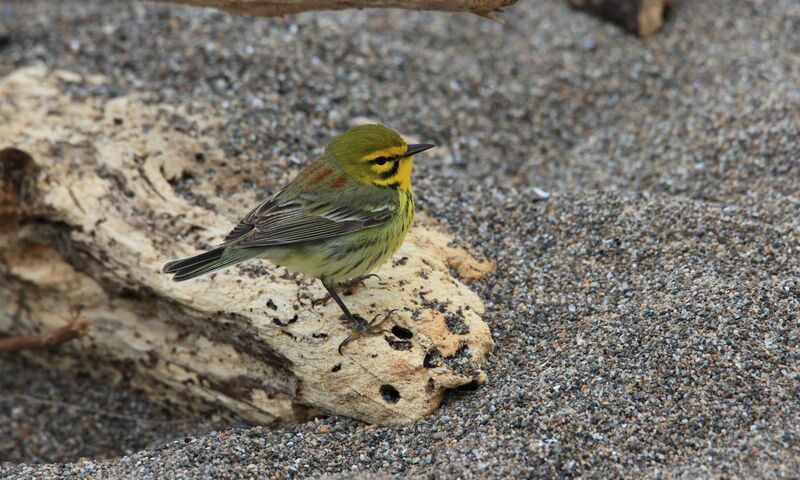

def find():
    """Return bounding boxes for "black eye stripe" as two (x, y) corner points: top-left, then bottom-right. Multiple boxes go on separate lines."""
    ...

(371, 156), (389, 165)
(379, 159), (401, 179)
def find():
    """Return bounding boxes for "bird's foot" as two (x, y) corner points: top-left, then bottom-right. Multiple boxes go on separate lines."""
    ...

(347, 273), (381, 290)
(338, 309), (398, 355)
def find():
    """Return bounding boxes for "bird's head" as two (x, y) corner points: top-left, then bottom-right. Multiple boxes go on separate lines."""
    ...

(328, 124), (435, 192)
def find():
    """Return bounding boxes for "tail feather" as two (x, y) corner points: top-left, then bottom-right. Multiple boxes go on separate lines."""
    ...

(163, 247), (225, 273)
(163, 246), (248, 281)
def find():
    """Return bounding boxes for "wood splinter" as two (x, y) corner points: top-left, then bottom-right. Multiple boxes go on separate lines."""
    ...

(0, 314), (88, 353)
(567, 0), (676, 37)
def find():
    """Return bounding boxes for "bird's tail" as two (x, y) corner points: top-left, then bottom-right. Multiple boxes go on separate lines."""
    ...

(162, 246), (250, 281)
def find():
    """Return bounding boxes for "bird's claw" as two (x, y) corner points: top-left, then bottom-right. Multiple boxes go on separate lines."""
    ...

(338, 309), (398, 355)
(349, 273), (381, 289)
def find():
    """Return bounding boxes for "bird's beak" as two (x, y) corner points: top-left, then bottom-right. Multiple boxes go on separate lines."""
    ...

(403, 143), (436, 158)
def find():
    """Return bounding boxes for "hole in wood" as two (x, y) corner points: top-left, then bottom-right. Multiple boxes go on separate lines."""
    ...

(453, 380), (481, 392)
(423, 349), (442, 368)
(390, 325), (413, 339)
(379, 384), (400, 404)
(384, 335), (412, 351)
(0, 147), (35, 205)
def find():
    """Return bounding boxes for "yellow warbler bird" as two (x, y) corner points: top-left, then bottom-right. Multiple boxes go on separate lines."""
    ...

(163, 124), (434, 351)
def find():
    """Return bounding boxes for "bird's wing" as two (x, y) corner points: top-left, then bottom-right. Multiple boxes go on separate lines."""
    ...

(225, 184), (398, 248)
(223, 186), (286, 242)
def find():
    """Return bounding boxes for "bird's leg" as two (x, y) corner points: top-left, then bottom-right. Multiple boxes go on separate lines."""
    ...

(322, 282), (392, 355)
(323, 282), (368, 328)
(312, 274), (381, 307)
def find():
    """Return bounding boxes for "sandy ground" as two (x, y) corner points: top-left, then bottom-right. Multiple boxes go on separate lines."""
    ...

(1, 0), (799, 477)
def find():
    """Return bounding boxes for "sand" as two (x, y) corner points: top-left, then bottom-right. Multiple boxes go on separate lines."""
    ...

(1, 0), (798, 477)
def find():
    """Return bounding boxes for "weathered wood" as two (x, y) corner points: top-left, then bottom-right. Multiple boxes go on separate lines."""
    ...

(567, 0), (674, 37)
(0, 65), (495, 426)
(155, 0), (517, 18)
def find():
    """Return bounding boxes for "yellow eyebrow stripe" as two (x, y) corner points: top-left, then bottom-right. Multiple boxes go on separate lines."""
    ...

(364, 146), (407, 161)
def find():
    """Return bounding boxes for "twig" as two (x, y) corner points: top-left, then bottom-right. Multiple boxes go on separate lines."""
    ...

(0, 315), (88, 353)
(153, 0), (517, 18)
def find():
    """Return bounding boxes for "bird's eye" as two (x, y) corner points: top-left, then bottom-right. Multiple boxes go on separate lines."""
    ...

(374, 157), (388, 165)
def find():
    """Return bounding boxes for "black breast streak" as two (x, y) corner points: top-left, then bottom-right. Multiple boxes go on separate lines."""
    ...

(328, 262), (351, 281)
(340, 242), (365, 258)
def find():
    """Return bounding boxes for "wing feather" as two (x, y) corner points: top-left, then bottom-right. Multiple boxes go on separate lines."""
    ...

(225, 182), (397, 248)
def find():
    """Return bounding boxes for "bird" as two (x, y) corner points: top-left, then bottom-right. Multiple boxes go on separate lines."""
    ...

(162, 124), (435, 352)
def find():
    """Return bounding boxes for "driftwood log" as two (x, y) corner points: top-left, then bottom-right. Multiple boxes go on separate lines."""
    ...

(152, 0), (670, 36)
(0, 65), (495, 425)
(567, 0), (675, 37)
(156, 0), (517, 18)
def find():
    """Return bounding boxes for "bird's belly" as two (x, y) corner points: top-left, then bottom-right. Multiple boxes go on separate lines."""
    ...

(264, 200), (413, 285)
